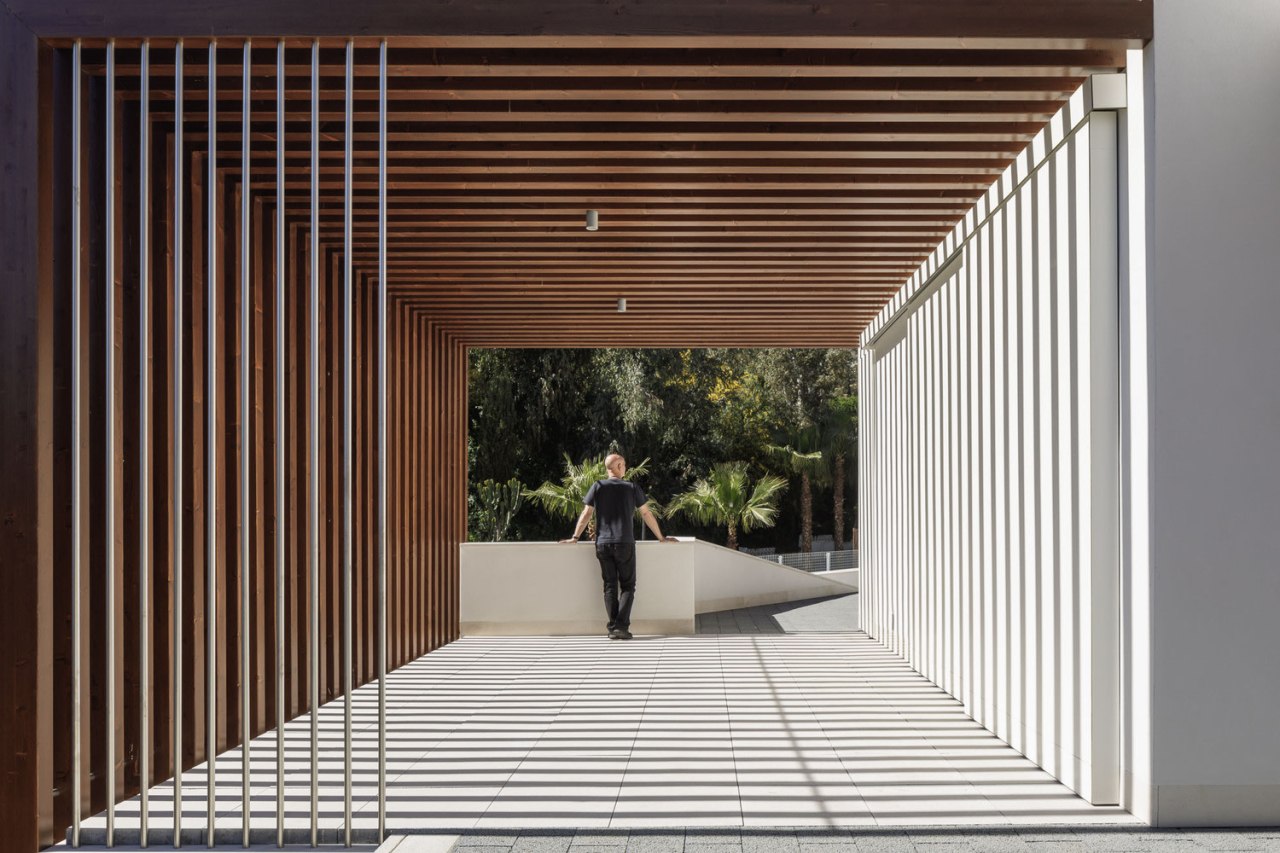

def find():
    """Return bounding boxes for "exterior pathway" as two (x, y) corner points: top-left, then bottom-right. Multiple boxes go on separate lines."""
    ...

(410, 826), (1280, 853)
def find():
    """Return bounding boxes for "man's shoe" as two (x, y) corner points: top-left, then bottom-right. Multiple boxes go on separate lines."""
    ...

(616, 630), (633, 640)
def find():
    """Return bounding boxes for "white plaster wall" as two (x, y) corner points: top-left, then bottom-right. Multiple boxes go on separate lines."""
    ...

(460, 539), (852, 637)
(459, 541), (696, 635)
(1146, 0), (1280, 826)
(858, 85), (1123, 806)
(691, 540), (854, 612)
(813, 568), (859, 590)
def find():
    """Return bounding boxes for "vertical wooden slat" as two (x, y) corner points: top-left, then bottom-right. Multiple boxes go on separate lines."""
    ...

(113, 49), (145, 836)
(103, 40), (118, 847)
(307, 38), (321, 848)
(170, 40), (185, 846)
(68, 37), (84, 850)
(204, 39), (219, 846)
(274, 37), (288, 849)
(238, 38), (252, 848)
(84, 63), (106, 819)
(146, 66), (173, 836)
(376, 40), (389, 836)
(136, 39), (152, 847)
(341, 39), (354, 846)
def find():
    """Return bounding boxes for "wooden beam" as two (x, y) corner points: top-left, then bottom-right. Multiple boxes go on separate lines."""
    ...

(9, 2), (1151, 42)
(0, 9), (53, 852)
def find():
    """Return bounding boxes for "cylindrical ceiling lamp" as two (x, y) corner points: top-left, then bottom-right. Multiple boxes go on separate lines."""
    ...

(585, 209), (599, 231)
(616, 297), (627, 313)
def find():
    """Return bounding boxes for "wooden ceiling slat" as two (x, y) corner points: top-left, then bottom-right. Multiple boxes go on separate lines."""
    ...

(66, 34), (1142, 347)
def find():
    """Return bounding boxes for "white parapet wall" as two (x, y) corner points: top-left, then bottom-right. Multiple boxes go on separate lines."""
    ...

(460, 538), (853, 636)
(690, 539), (856, 613)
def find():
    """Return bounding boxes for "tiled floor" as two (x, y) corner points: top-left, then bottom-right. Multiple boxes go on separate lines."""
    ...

(73, 623), (1139, 846)
(695, 594), (859, 634)
(399, 826), (1280, 853)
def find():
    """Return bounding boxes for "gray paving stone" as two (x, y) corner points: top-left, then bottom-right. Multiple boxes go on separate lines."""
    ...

(908, 831), (980, 845)
(459, 835), (522, 848)
(572, 831), (631, 847)
(797, 842), (858, 853)
(686, 835), (747, 850)
(963, 830), (1034, 852)
(800, 841), (859, 853)
(1015, 831), (1080, 843)
(744, 833), (800, 853)
(852, 832), (918, 853)
(1067, 830), (1167, 852)
(626, 833), (686, 853)
(686, 831), (744, 844)
(511, 832), (575, 853)
(1179, 830), (1268, 850)
(793, 829), (854, 844)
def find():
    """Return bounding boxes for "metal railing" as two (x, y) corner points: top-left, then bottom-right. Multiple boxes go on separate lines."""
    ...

(744, 548), (859, 573)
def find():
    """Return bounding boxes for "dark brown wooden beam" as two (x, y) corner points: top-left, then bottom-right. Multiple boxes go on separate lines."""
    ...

(10, 2), (1151, 42)
(0, 8), (53, 852)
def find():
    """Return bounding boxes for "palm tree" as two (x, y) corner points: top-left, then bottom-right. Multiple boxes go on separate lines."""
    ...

(667, 462), (787, 551)
(822, 395), (858, 551)
(525, 454), (652, 539)
(766, 434), (826, 553)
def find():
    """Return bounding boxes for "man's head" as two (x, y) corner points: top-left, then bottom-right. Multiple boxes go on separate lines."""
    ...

(604, 453), (627, 478)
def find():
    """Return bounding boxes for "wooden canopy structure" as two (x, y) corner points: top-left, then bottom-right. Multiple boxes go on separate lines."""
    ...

(0, 3), (1152, 851)
(58, 29), (1143, 347)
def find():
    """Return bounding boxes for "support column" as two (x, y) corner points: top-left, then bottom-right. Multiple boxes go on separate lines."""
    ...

(0, 8), (54, 852)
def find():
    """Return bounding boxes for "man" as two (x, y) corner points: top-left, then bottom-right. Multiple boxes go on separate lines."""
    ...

(560, 452), (672, 639)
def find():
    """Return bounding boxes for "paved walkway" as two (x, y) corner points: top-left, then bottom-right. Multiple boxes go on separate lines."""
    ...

(73, 630), (1137, 846)
(63, 603), (1280, 851)
(696, 594), (860, 634)
(380, 826), (1280, 853)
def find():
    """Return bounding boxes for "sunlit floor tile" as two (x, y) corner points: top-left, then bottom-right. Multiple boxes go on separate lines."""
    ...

(78, 633), (1136, 835)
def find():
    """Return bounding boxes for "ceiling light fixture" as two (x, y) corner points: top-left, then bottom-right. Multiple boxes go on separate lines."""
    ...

(616, 297), (627, 313)
(585, 209), (599, 231)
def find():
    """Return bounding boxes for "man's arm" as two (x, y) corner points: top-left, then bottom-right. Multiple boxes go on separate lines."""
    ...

(559, 505), (594, 543)
(639, 504), (673, 542)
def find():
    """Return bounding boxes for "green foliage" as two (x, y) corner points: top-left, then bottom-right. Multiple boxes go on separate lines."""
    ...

(821, 394), (860, 549)
(524, 455), (654, 538)
(466, 347), (857, 545)
(525, 454), (651, 518)
(473, 478), (525, 542)
(765, 439), (827, 483)
(822, 395), (859, 461)
(766, 430), (830, 553)
(666, 462), (788, 551)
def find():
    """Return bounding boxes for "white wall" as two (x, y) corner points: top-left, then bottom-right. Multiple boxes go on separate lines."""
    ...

(460, 539), (853, 636)
(858, 83), (1124, 806)
(691, 540), (855, 612)
(1145, 0), (1280, 826)
(460, 541), (697, 635)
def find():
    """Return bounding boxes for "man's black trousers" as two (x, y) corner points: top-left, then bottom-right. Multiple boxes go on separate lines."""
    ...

(595, 542), (637, 632)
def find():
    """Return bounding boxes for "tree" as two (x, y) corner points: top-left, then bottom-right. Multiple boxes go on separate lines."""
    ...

(666, 462), (787, 551)
(822, 395), (858, 551)
(473, 478), (525, 542)
(525, 454), (653, 539)
(766, 436), (826, 553)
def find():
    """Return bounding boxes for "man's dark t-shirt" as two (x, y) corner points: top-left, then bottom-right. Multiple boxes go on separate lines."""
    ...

(583, 478), (647, 544)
